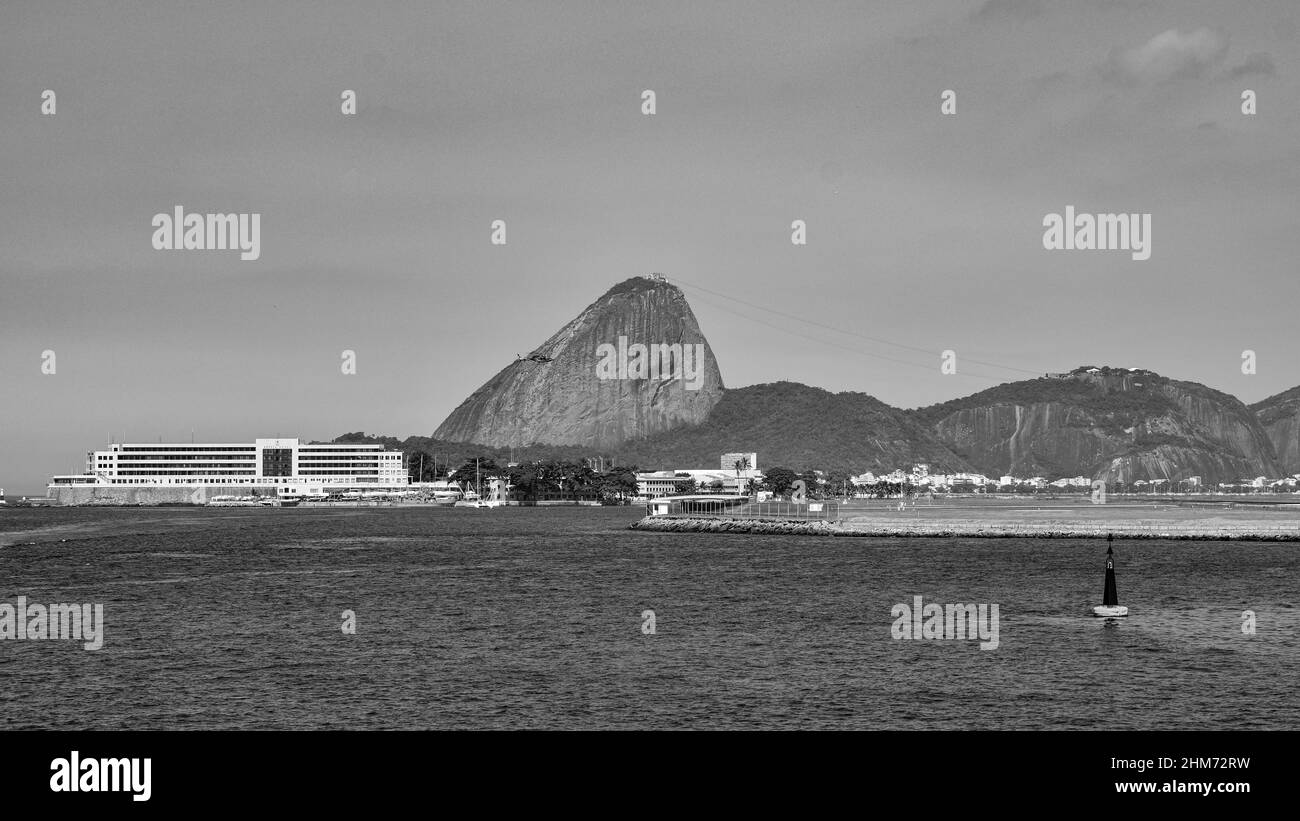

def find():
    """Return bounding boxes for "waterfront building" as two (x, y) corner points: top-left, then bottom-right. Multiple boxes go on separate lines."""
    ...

(636, 466), (762, 500)
(48, 438), (408, 502)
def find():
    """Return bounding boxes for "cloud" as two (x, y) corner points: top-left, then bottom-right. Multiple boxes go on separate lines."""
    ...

(1103, 28), (1228, 85)
(1222, 52), (1275, 80)
(971, 0), (1043, 23)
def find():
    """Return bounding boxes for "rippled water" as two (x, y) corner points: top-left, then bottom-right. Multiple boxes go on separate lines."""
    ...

(1, 506), (1296, 729)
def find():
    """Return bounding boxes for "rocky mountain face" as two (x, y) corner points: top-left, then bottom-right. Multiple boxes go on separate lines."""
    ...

(431, 277), (1297, 480)
(433, 275), (724, 448)
(617, 381), (976, 475)
(1251, 386), (1300, 475)
(909, 367), (1280, 484)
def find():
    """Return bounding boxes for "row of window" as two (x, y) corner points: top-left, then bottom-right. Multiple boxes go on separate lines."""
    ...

(102, 478), (400, 485)
(110, 464), (255, 470)
(103, 455), (257, 462)
(116, 447), (258, 452)
(108, 472), (401, 477)
(109, 478), (258, 484)
(101, 451), (399, 459)
(103, 460), (388, 468)
(113, 470), (257, 476)
(297, 470), (381, 476)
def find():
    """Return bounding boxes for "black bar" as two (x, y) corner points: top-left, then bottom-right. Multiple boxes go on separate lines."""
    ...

(3, 730), (1286, 809)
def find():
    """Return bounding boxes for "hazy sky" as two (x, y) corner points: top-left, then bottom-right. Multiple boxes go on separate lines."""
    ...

(2, 0), (1297, 491)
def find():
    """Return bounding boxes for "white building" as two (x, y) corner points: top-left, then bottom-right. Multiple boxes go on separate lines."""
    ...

(50, 438), (407, 495)
(721, 452), (758, 472)
(636, 466), (762, 500)
(1048, 476), (1092, 489)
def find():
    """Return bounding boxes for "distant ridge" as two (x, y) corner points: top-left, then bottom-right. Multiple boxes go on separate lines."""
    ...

(909, 366), (1279, 484)
(1251, 386), (1300, 474)
(613, 381), (974, 475)
(422, 280), (1298, 480)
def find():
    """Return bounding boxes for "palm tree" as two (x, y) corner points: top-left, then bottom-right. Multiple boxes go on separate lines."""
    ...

(734, 455), (750, 496)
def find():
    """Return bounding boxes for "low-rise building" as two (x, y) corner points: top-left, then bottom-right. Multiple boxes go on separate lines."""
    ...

(636, 465), (762, 500)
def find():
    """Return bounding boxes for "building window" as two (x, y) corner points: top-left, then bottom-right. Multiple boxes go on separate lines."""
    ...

(262, 448), (293, 477)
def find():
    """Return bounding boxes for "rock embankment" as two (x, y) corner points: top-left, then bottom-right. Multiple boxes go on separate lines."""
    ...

(629, 515), (1300, 541)
(629, 516), (836, 536)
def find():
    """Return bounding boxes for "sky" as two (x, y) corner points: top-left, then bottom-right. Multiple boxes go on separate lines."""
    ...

(1, 0), (1297, 492)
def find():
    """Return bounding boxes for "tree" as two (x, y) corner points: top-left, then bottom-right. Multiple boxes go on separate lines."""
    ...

(799, 469), (822, 498)
(406, 450), (443, 483)
(824, 471), (850, 499)
(334, 431), (403, 449)
(559, 461), (597, 499)
(505, 459), (604, 500)
(505, 463), (541, 500)
(450, 458), (501, 489)
(733, 455), (750, 489)
(762, 466), (797, 496)
(673, 477), (698, 495)
(596, 465), (640, 503)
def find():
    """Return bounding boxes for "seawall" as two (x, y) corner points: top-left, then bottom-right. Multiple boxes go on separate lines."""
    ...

(629, 517), (837, 535)
(50, 485), (276, 506)
(630, 515), (1300, 541)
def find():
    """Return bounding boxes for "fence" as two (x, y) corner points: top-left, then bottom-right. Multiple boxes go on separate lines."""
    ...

(655, 498), (840, 521)
(508, 491), (601, 504)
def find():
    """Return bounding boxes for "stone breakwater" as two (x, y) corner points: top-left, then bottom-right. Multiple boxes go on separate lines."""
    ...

(629, 517), (837, 535)
(50, 485), (270, 506)
(629, 516), (1300, 541)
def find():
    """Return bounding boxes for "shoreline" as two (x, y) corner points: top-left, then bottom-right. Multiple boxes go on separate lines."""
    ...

(629, 515), (1300, 541)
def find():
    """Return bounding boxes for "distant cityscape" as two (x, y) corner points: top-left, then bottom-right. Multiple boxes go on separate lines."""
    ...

(630, 455), (1300, 501)
(13, 438), (1299, 508)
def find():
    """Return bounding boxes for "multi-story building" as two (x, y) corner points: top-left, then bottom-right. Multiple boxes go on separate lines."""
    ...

(49, 438), (407, 503)
(721, 452), (758, 472)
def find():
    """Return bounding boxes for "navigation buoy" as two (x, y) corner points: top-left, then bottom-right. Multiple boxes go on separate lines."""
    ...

(1092, 534), (1129, 618)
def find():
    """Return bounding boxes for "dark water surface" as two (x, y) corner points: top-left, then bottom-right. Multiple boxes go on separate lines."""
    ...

(1, 506), (1296, 729)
